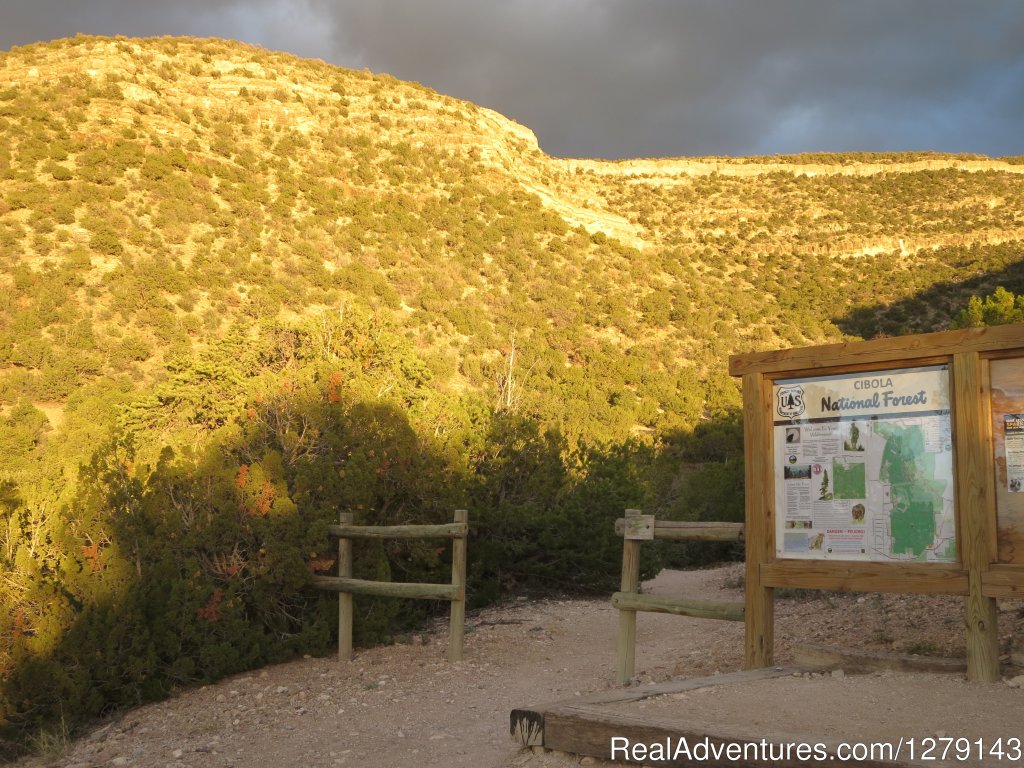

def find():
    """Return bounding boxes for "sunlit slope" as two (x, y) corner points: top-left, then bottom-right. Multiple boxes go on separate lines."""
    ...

(1, 35), (1022, 440)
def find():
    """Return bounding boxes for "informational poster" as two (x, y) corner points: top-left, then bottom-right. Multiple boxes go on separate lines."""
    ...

(772, 365), (956, 562)
(991, 357), (1024, 564)
(1006, 415), (1024, 493)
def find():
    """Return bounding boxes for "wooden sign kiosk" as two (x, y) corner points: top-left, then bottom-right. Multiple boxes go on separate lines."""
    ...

(730, 323), (1024, 682)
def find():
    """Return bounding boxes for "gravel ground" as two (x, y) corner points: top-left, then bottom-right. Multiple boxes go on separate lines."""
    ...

(14, 564), (1024, 768)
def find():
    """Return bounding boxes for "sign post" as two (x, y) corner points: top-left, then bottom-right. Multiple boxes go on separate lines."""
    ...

(730, 323), (1024, 682)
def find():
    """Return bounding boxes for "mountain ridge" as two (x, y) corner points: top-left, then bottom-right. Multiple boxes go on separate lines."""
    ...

(5, 35), (1022, 252)
(1, 35), (1023, 433)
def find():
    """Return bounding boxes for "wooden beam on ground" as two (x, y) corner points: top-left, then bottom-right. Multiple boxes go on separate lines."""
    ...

(613, 519), (744, 542)
(510, 667), (807, 748)
(611, 592), (744, 621)
(538, 702), (913, 767)
(542, 704), (734, 767)
(327, 522), (468, 539)
(509, 668), (930, 768)
(312, 576), (459, 601)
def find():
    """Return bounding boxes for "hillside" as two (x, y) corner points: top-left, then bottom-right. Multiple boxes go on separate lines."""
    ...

(2, 36), (1023, 429)
(1, 35), (1023, 752)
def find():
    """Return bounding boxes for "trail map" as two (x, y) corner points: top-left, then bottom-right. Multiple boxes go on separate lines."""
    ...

(773, 366), (955, 563)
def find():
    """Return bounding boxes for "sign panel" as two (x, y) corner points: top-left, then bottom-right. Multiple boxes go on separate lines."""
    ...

(772, 365), (956, 562)
(991, 357), (1024, 563)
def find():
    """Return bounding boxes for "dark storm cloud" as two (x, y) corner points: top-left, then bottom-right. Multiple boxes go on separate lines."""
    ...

(0, 1), (337, 68)
(315, 0), (1024, 158)
(3, 0), (1022, 158)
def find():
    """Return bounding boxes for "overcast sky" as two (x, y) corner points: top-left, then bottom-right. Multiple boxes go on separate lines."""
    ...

(3, 1), (1023, 159)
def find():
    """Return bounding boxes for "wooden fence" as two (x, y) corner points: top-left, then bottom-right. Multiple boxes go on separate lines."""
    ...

(312, 509), (468, 662)
(615, 509), (744, 684)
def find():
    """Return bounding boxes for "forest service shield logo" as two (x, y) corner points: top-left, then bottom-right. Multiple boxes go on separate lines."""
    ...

(777, 385), (805, 419)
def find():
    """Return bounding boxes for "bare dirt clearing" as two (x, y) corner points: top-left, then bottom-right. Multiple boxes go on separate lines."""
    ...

(17, 565), (1024, 768)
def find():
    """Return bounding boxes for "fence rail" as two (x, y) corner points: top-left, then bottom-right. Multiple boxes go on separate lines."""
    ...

(616, 509), (744, 684)
(613, 518), (744, 542)
(313, 509), (468, 662)
(311, 577), (459, 601)
(326, 522), (469, 540)
(611, 592), (744, 621)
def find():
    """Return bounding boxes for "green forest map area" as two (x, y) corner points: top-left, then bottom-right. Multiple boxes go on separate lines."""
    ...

(876, 422), (949, 558)
(832, 459), (867, 499)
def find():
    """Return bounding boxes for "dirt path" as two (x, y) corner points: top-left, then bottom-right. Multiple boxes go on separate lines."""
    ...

(17, 565), (1024, 768)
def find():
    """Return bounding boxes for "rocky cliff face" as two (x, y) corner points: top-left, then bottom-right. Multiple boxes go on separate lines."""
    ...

(5, 36), (1021, 255)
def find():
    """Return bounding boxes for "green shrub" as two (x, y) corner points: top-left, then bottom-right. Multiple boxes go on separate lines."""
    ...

(950, 286), (1024, 328)
(45, 162), (72, 181)
(89, 230), (123, 256)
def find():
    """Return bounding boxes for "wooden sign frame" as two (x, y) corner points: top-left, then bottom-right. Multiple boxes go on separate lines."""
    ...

(730, 323), (1024, 682)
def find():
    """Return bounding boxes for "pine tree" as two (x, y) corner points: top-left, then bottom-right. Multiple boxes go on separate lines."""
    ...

(819, 469), (831, 500)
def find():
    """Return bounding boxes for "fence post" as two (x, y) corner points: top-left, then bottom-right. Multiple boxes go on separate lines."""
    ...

(449, 509), (468, 662)
(616, 509), (642, 684)
(337, 511), (354, 661)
